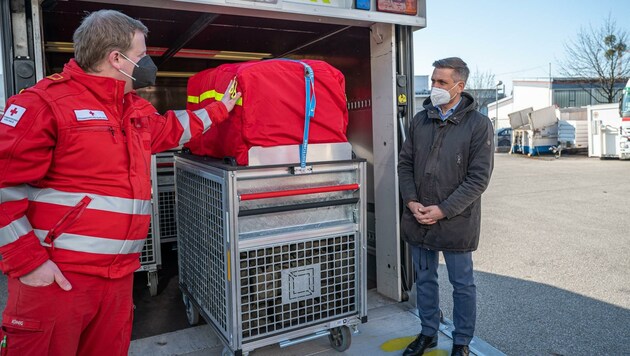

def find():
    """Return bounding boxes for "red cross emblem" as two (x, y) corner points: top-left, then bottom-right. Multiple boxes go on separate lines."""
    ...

(9, 107), (18, 116)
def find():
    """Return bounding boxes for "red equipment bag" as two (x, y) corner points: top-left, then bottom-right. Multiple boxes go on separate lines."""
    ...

(185, 59), (348, 165)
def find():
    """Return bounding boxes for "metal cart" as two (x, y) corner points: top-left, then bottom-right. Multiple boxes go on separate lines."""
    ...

(175, 143), (367, 356)
(137, 154), (163, 297)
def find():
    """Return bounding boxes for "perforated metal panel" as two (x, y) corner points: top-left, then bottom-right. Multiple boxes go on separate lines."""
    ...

(239, 234), (357, 340)
(176, 168), (228, 334)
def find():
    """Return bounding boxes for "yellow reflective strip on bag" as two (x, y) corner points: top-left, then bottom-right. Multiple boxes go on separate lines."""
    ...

(187, 95), (199, 104)
(199, 90), (218, 102)
(197, 89), (243, 106)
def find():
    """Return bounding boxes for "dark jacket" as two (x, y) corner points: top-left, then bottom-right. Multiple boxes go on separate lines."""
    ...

(398, 92), (494, 252)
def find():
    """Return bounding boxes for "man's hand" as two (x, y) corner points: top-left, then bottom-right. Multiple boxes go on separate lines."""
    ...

(417, 205), (445, 225)
(19, 260), (72, 291)
(408, 201), (430, 225)
(221, 79), (242, 113)
(408, 201), (445, 225)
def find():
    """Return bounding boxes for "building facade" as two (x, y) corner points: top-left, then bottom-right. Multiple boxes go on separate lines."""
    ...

(488, 77), (626, 129)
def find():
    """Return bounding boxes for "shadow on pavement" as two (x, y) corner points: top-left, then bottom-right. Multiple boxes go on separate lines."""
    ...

(437, 266), (630, 356)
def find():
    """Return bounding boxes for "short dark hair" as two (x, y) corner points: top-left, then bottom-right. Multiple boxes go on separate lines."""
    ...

(432, 57), (469, 83)
(73, 10), (148, 72)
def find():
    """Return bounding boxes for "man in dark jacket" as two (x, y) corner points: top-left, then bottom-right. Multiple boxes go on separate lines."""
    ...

(398, 57), (494, 356)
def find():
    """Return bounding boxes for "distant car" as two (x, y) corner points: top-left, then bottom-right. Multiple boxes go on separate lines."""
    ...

(495, 127), (512, 153)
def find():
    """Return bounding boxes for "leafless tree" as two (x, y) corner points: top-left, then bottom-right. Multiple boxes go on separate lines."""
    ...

(559, 15), (629, 103)
(466, 67), (500, 110)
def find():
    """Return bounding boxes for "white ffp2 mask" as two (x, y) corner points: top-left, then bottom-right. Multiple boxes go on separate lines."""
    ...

(430, 83), (460, 107)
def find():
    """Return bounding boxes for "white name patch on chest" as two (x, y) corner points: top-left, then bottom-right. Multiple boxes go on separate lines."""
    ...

(75, 109), (108, 121)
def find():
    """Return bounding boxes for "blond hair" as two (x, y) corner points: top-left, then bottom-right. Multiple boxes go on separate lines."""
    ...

(73, 10), (148, 72)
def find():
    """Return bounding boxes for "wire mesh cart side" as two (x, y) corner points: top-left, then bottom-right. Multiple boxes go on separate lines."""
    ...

(137, 154), (162, 297)
(154, 151), (178, 244)
(175, 147), (368, 356)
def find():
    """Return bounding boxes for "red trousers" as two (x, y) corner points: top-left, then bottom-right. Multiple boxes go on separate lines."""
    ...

(1, 272), (134, 356)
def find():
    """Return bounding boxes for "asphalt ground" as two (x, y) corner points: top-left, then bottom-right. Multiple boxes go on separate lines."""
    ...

(455, 153), (630, 355)
(0, 152), (628, 355)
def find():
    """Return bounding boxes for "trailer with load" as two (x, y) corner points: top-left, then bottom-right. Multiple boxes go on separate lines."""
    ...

(509, 106), (558, 156)
(509, 105), (589, 157)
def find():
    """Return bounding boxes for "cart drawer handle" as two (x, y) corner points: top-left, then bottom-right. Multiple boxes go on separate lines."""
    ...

(239, 184), (359, 201)
(238, 198), (359, 217)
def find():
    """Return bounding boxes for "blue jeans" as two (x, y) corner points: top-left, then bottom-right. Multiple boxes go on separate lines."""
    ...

(411, 246), (476, 345)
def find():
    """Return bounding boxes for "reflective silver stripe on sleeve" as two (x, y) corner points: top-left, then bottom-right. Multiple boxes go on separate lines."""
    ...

(33, 229), (51, 247)
(29, 188), (151, 215)
(174, 110), (192, 145)
(0, 185), (29, 203)
(33, 230), (145, 254)
(0, 216), (33, 247)
(193, 108), (212, 133)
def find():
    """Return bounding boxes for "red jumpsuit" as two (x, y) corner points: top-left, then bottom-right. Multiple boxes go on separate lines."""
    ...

(0, 59), (227, 355)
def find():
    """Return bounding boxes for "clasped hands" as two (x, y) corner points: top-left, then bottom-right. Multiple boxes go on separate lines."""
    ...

(407, 201), (445, 225)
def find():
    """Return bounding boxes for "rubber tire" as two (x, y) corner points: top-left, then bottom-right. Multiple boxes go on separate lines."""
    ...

(328, 326), (352, 352)
(148, 271), (158, 297)
(182, 294), (200, 325)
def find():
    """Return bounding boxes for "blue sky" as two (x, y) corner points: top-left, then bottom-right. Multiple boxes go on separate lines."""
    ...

(413, 0), (630, 93)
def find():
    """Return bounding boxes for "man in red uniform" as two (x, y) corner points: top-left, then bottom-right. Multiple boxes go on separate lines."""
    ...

(0, 9), (240, 355)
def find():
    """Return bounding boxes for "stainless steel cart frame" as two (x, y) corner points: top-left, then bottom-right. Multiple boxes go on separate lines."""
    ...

(137, 154), (162, 296)
(175, 144), (368, 356)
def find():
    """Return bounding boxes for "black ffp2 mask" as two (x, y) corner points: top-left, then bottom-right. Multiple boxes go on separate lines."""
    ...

(118, 53), (158, 89)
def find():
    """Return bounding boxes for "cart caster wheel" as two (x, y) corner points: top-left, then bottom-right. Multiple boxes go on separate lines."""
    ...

(328, 326), (351, 352)
(182, 294), (200, 325)
(147, 271), (158, 297)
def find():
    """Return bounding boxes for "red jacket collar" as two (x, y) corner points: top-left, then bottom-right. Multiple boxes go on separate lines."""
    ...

(62, 59), (128, 104)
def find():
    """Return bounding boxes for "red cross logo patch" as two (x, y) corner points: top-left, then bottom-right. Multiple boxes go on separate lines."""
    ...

(0, 104), (27, 127)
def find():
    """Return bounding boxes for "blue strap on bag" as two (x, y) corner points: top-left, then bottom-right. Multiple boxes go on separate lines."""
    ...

(278, 59), (316, 169)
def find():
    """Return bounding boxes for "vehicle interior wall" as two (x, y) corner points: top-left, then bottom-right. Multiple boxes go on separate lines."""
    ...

(40, 1), (377, 285)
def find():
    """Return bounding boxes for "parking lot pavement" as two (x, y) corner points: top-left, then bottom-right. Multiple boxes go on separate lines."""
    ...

(463, 153), (630, 355)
